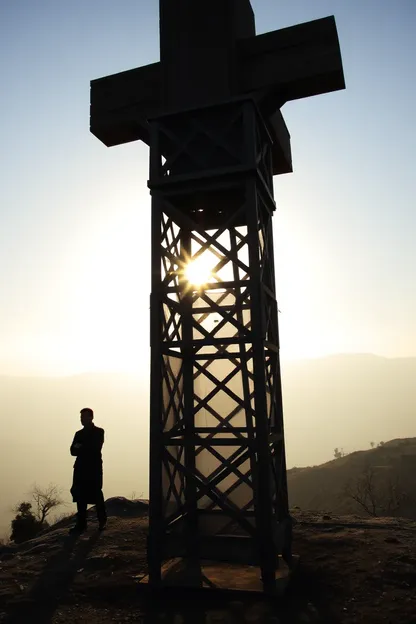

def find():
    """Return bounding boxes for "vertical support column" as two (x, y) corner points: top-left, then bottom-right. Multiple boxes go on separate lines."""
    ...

(179, 231), (200, 570)
(148, 121), (164, 585)
(242, 102), (275, 591)
(244, 101), (281, 591)
(266, 218), (289, 522)
(246, 180), (276, 592)
(148, 189), (163, 585)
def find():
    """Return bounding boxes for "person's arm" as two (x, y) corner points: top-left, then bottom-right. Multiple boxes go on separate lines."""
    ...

(93, 428), (104, 453)
(88, 428), (104, 457)
(70, 432), (82, 456)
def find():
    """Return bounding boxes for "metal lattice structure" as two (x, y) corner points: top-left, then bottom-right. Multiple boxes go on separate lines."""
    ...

(147, 100), (289, 590)
(90, 0), (345, 594)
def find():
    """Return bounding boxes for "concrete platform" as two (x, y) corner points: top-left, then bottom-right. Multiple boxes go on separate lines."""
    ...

(139, 555), (299, 597)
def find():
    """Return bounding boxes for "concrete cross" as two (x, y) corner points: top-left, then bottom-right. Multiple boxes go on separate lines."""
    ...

(90, 0), (344, 175)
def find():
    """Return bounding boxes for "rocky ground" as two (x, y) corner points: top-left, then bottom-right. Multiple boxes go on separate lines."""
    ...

(0, 499), (415, 623)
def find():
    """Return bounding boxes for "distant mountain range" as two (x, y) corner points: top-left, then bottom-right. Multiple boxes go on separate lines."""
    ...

(0, 354), (414, 535)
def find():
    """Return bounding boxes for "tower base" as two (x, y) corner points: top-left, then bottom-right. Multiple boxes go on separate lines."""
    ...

(139, 554), (299, 596)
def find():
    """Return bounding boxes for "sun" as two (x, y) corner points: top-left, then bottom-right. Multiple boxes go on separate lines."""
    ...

(185, 253), (214, 286)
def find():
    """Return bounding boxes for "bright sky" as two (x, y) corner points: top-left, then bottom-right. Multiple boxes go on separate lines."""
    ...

(0, 0), (415, 377)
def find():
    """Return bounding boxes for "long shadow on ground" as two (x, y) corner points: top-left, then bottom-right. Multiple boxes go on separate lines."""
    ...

(4, 531), (100, 624)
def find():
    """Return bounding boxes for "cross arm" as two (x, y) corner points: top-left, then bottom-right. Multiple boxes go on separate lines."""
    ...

(239, 16), (345, 109)
(90, 61), (161, 148)
(90, 14), (343, 176)
(89, 59), (292, 175)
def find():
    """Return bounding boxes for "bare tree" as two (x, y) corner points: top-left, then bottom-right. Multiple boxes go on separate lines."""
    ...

(344, 465), (378, 516)
(9, 485), (66, 543)
(382, 474), (409, 516)
(130, 491), (144, 501)
(30, 484), (65, 524)
(344, 465), (408, 517)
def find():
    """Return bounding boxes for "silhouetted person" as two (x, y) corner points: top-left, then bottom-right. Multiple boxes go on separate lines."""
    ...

(69, 407), (107, 533)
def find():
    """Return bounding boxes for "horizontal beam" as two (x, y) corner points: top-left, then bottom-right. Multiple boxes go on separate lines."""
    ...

(162, 519), (292, 564)
(163, 436), (253, 446)
(239, 16), (345, 105)
(90, 62), (161, 147)
(165, 280), (250, 293)
(163, 433), (283, 442)
(90, 70), (291, 173)
(192, 351), (252, 361)
(90, 15), (344, 141)
(162, 534), (262, 565)
(194, 427), (253, 433)
(190, 304), (251, 314)
(166, 336), (252, 347)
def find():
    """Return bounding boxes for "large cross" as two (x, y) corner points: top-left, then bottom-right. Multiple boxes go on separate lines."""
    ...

(90, 0), (345, 593)
(90, 0), (344, 175)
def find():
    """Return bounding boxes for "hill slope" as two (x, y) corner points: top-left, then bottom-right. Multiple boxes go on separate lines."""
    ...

(288, 437), (416, 518)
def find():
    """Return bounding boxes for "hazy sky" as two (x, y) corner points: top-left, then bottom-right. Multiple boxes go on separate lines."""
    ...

(0, 0), (415, 376)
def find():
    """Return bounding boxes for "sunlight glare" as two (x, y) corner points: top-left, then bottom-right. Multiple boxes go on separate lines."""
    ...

(185, 253), (214, 286)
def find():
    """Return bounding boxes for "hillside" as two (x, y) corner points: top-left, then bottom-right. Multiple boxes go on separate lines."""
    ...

(288, 437), (416, 518)
(0, 498), (415, 623)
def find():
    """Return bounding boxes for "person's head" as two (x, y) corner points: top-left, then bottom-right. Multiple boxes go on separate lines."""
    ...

(80, 407), (94, 427)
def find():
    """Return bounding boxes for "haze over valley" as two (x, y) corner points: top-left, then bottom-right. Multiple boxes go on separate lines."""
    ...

(1, 353), (414, 536)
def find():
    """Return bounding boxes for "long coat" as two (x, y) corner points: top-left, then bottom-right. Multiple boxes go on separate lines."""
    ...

(70, 424), (104, 504)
